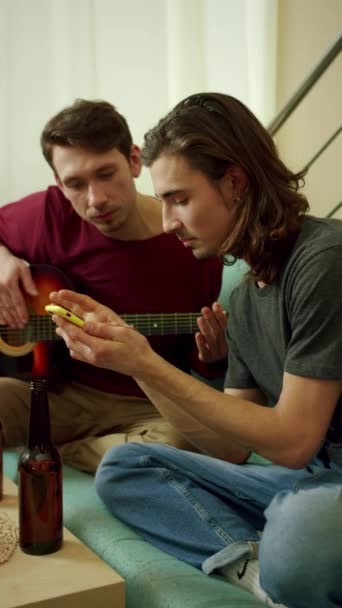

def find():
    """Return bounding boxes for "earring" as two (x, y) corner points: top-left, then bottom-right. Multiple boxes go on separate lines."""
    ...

(233, 193), (241, 203)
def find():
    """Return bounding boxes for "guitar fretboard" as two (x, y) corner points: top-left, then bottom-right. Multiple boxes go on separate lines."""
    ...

(0, 311), (200, 345)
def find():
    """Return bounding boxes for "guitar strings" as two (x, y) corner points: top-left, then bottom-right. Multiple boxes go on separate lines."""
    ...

(0, 312), (202, 341)
(27, 313), (201, 319)
(1, 313), (201, 325)
(1, 318), (200, 324)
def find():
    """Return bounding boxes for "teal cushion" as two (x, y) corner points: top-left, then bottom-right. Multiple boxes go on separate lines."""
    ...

(218, 259), (249, 311)
(4, 450), (264, 607)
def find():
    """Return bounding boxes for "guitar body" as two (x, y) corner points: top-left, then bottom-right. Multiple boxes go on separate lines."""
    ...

(0, 265), (74, 379)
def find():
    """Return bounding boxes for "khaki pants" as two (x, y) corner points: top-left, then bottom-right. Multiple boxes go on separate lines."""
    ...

(0, 378), (192, 472)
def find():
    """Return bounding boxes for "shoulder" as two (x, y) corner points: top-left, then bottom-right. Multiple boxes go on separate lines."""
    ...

(289, 215), (342, 267)
(282, 216), (342, 291)
(279, 217), (342, 331)
(0, 185), (70, 216)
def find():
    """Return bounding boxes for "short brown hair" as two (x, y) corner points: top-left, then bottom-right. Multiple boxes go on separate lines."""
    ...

(142, 92), (309, 284)
(41, 99), (133, 171)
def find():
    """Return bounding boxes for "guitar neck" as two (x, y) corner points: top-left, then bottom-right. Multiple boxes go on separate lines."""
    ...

(122, 312), (199, 336)
(0, 312), (200, 344)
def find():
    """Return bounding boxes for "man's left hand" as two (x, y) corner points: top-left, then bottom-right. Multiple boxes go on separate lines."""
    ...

(195, 302), (228, 363)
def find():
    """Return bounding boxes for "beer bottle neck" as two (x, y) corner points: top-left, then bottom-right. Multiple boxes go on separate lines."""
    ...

(27, 379), (52, 449)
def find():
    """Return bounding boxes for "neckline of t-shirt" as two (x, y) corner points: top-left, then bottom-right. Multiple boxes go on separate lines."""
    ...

(253, 281), (272, 297)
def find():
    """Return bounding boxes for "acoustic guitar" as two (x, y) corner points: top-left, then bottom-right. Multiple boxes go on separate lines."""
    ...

(0, 264), (201, 378)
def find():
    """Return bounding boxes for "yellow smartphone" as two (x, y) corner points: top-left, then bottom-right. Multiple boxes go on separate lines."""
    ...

(45, 304), (85, 328)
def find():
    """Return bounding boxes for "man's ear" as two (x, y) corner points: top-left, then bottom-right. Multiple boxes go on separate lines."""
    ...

(224, 164), (248, 198)
(130, 144), (142, 178)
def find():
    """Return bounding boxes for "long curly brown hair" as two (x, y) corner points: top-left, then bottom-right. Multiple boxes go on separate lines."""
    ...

(142, 92), (309, 284)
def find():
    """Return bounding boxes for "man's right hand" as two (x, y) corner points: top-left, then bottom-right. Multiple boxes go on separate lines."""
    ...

(0, 246), (38, 327)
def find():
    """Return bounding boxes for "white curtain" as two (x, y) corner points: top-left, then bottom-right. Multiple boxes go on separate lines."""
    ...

(0, 0), (277, 203)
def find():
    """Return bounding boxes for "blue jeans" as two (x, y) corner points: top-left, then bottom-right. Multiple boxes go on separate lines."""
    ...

(95, 443), (342, 608)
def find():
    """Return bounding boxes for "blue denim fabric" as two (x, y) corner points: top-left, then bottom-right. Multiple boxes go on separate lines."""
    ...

(95, 443), (342, 608)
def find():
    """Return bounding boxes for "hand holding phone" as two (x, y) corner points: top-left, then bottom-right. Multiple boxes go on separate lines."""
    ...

(45, 304), (85, 327)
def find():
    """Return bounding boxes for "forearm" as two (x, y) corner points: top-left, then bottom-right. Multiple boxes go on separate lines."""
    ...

(133, 352), (304, 466)
(49, 293), (339, 469)
(137, 377), (249, 462)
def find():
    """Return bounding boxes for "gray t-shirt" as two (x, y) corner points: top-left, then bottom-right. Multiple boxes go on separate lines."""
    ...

(225, 215), (342, 438)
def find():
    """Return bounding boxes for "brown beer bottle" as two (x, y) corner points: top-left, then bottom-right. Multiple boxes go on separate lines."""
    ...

(18, 378), (63, 554)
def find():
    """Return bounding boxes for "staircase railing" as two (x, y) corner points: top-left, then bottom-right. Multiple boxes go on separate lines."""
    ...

(267, 34), (342, 218)
(268, 35), (342, 137)
(326, 201), (342, 218)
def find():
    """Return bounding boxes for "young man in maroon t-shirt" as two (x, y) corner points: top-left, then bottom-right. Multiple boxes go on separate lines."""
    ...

(0, 99), (227, 472)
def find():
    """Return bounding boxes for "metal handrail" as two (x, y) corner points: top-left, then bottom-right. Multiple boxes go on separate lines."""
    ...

(268, 34), (342, 136)
(304, 125), (342, 171)
(326, 201), (342, 218)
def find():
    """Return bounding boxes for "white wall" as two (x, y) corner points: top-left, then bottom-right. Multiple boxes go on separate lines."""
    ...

(2, 0), (340, 216)
(0, 0), (169, 200)
(0, 0), (277, 203)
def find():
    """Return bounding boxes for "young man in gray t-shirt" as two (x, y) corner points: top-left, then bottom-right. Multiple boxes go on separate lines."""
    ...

(49, 93), (342, 608)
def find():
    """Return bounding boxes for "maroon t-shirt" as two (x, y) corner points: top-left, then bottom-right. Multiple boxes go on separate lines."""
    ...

(0, 186), (223, 396)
